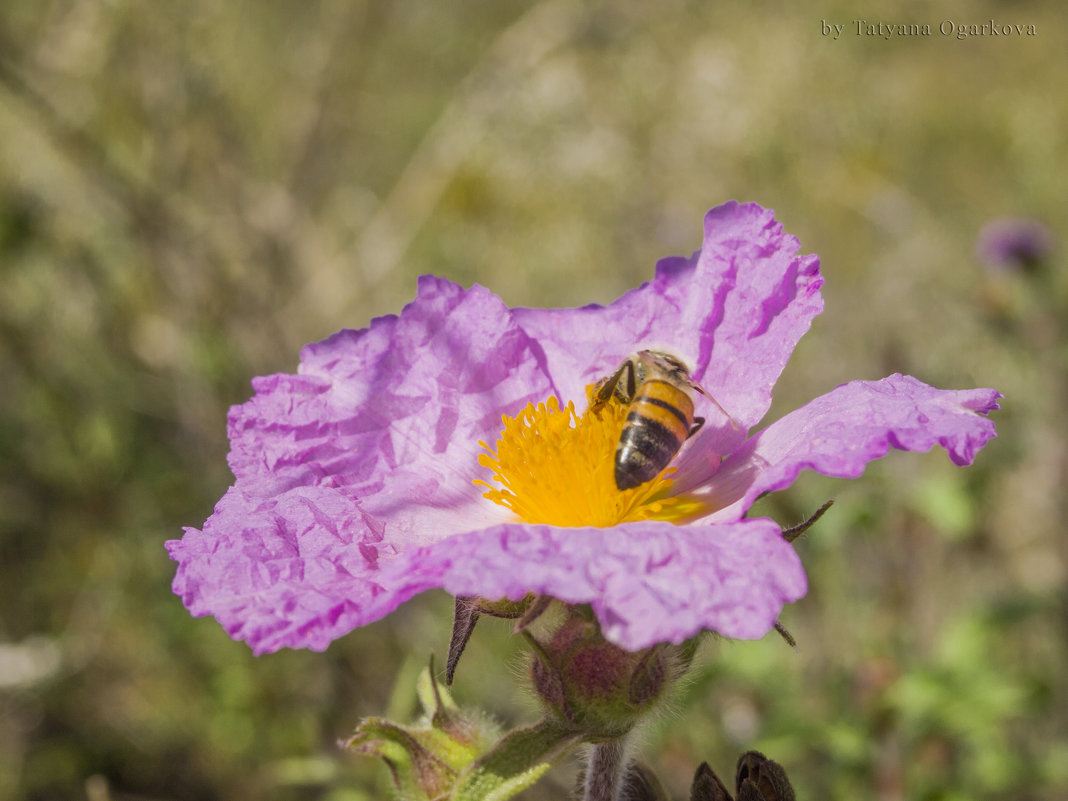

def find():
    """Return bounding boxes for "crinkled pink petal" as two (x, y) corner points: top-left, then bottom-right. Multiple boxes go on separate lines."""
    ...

(169, 489), (805, 654)
(702, 374), (1002, 522)
(168, 485), (390, 654)
(513, 202), (823, 443)
(377, 519), (806, 651)
(223, 275), (551, 547)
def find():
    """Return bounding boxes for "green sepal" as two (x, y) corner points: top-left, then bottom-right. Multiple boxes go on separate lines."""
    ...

(342, 661), (501, 800)
(451, 717), (584, 801)
(345, 717), (457, 799)
(344, 660), (582, 801)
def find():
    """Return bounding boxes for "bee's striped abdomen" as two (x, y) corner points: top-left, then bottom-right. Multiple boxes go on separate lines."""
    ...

(614, 379), (695, 490)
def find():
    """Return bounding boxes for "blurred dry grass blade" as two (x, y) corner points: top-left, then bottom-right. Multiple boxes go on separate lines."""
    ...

(351, 0), (587, 286)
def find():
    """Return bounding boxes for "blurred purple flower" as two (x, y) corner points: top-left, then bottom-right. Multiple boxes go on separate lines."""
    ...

(976, 216), (1053, 271)
(167, 202), (1000, 655)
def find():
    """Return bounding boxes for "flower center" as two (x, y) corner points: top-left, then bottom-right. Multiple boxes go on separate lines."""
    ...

(475, 390), (694, 527)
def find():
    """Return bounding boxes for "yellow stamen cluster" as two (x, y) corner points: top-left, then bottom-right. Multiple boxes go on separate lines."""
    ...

(475, 393), (687, 527)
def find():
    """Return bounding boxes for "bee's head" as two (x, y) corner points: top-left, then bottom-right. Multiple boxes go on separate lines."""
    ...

(639, 349), (691, 377)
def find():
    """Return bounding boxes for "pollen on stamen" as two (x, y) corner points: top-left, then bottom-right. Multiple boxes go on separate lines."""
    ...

(474, 392), (684, 528)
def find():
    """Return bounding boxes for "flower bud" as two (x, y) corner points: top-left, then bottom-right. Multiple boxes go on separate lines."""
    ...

(735, 750), (795, 801)
(690, 751), (796, 801)
(527, 608), (687, 740)
(690, 761), (733, 801)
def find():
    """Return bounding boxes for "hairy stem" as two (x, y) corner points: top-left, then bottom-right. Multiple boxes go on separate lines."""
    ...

(583, 738), (629, 801)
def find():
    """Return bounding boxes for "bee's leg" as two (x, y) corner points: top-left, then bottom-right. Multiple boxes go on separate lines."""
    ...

(686, 417), (705, 440)
(589, 369), (621, 413)
(589, 359), (634, 412)
(621, 358), (636, 399)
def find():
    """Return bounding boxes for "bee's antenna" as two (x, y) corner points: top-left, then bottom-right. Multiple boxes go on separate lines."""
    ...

(693, 383), (740, 430)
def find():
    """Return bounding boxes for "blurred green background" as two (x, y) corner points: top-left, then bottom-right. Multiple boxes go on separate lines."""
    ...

(1, 1), (1065, 799)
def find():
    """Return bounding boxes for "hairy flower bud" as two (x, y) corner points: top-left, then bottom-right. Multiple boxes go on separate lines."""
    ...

(527, 607), (691, 739)
(690, 751), (796, 801)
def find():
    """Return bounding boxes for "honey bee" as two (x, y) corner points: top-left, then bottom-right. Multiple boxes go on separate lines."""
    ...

(589, 350), (735, 491)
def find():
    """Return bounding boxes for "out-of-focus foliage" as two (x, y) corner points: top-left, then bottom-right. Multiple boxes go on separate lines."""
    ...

(0, 1), (1065, 799)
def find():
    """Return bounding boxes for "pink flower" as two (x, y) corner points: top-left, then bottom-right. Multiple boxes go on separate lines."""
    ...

(976, 216), (1053, 272)
(167, 202), (1000, 654)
